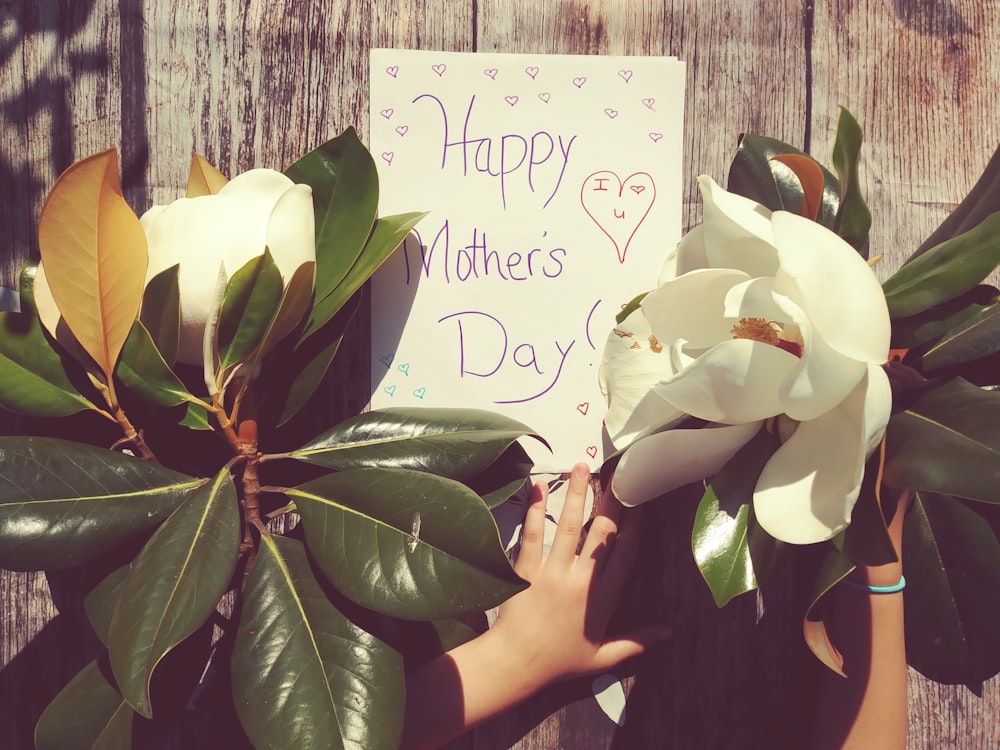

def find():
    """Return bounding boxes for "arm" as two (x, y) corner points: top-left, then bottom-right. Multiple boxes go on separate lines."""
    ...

(401, 463), (671, 750)
(812, 489), (911, 750)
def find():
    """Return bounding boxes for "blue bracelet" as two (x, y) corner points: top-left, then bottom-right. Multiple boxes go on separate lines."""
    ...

(843, 575), (906, 594)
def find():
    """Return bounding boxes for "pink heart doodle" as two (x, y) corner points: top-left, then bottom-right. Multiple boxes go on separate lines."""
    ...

(580, 171), (657, 264)
(538, 92), (551, 103)
(381, 152), (394, 166)
(642, 97), (656, 110)
(385, 66), (399, 78)
(648, 132), (663, 143)
(586, 446), (598, 459)
(576, 402), (590, 416)
(484, 68), (498, 79)
(395, 125), (409, 136)
(604, 108), (619, 119)
(380, 108), (394, 119)
(504, 95), (519, 107)
(618, 69), (633, 83)
(572, 76), (587, 88)
(525, 65), (539, 79)
(431, 63), (446, 76)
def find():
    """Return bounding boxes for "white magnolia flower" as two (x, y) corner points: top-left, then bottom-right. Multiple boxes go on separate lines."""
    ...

(600, 176), (891, 544)
(142, 168), (315, 364)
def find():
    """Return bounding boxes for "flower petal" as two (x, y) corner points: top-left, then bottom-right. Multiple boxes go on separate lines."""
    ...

(698, 176), (780, 278)
(771, 211), (890, 364)
(265, 183), (316, 280)
(773, 290), (867, 421)
(658, 224), (708, 284)
(612, 422), (762, 506)
(653, 338), (798, 424)
(600, 310), (683, 447)
(753, 364), (888, 544)
(642, 268), (749, 349)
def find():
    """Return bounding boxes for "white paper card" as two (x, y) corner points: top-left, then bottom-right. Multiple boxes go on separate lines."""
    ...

(370, 49), (685, 472)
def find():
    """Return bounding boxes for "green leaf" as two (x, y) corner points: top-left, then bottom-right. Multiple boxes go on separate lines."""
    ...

(107, 467), (239, 718)
(232, 535), (404, 750)
(693, 428), (781, 607)
(0, 437), (205, 570)
(803, 545), (855, 676)
(302, 212), (426, 340)
(727, 134), (841, 229)
(889, 285), (998, 349)
(217, 249), (284, 373)
(904, 492), (1000, 686)
(882, 212), (1000, 318)
(0, 264), (97, 417)
(86, 562), (132, 646)
(480, 476), (528, 510)
(911, 142), (1000, 259)
(883, 378), (1000, 503)
(116, 320), (211, 428)
(290, 468), (526, 619)
(140, 264), (180, 366)
(35, 656), (134, 750)
(616, 291), (648, 325)
(836, 456), (897, 566)
(830, 107), (872, 257)
(920, 301), (1000, 371)
(269, 290), (361, 428)
(286, 128), (379, 310)
(287, 407), (542, 481)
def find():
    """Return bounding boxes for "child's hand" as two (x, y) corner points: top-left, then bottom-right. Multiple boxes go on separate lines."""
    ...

(489, 462), (671, 690)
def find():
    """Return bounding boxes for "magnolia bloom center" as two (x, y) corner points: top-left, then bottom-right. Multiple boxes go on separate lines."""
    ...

(731, 316), (803, 358)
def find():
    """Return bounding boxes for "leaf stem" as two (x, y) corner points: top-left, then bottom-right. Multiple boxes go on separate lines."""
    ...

(238, 419), (264, 578)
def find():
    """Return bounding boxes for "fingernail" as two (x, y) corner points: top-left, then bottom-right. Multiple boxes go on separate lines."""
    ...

(573, 463), (590, 480)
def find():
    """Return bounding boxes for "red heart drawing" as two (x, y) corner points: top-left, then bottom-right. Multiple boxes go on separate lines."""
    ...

(576, 402), (589, 416)
(431, 63), (446, 76)
(573, 76), (587, 88)
(505, 95), (519, 107)
(385, 66), (399, 78)
(381, 152), (394, 166)
(586, 446), (598, 459)
(484, 68), (498, 79)
(538, 92), (551, 103)
(380, 108), (394, 119)
(395, 125), (409, 136)
(580, 171), (657, 264)
(618, 69), (633, 83)
(649, 132), (663, 143)
(604, 108), (619, 119)
(525, 65), (539, 79)
(642, 97), (655, 110)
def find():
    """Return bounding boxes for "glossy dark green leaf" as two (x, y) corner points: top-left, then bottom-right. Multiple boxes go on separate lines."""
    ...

(287, 407), (542, 481)
(882, 212), (1000, 318)
(217, 250), (284, 373)
(140, 264), (180, 366)
(116, 320), (211, 429)
(290, 468), (526, 619)
(727, 134), (841, 228)
(693, 428), (781, 607)
(911, 141), (1000, 259)
(0, 264), (96, 417)
(35, 656), (134, 750)
(920, 302), (1000, 371)
(830, 107), (872, 257)
(904, 492), (1000, 686)
(616, 292), (648, 325)
(107, 468), (239, 717)
(803, 545), (855, 676)
(480, 476), (528, 510)
(0, 437), (205, 570)
(286, 128), (379, 309)
(889, 285), (998, 349)
(302, 211), (425, 339)
(86, 562), (131, 646)
(883, 378), (1000, 503)
(232, 535), (404, 750)
(271, 290), (361, 427)
(836, 457), (896, 566)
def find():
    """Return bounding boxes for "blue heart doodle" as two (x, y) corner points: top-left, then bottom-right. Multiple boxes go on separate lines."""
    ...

(413, 386), (427, 399)
(398, 362), (411, 376)
(383, 385), (397, 397)
(379, 353), (394, 369)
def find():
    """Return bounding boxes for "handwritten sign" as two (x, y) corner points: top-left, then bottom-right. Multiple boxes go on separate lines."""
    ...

(369, 50), (685, 472)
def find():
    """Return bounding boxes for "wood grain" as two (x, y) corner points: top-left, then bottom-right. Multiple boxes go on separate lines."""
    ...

(2, 1), (999, 748)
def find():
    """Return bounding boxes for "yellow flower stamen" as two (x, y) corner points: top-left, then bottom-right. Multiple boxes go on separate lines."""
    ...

(731, 317), (780, 346)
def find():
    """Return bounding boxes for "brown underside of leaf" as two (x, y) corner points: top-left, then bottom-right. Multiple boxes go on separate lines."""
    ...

(186, 154), (230, 197)
(771, 153), (825, 221)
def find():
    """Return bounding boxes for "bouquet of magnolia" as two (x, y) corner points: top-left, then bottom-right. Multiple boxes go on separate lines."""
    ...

(599, 109), (1000, 689)
(0, 130), (540, 749)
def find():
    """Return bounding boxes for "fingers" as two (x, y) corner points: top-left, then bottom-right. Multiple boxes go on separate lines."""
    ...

(547, 463), (591, 566)
(579, 488), (623, 565)
(514, 480), (549, 578)
(590, 624), (673, 672)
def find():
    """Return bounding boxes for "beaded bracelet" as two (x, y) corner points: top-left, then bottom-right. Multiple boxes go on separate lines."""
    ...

(842, 575), (906, 594)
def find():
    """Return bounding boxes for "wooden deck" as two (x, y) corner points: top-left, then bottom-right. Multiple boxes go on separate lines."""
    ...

(2, 1), (999, 747)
